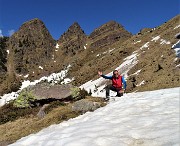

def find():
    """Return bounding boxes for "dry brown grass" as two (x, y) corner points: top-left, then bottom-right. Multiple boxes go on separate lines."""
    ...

(126, 15), (180, 92)
(0, 96), (106, 145)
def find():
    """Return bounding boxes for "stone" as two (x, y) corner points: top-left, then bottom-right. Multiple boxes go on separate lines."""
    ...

(72, 99), (101, 113)
(37, 104), (49, 119)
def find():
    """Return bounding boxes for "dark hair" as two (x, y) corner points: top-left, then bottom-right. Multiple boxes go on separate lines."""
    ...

(113, 70), (118, 74)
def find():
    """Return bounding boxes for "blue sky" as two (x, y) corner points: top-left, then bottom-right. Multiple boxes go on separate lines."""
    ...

(0, 0), (179, 39)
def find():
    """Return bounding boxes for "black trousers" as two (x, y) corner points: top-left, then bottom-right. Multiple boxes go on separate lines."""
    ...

(105, 85), (123, 97)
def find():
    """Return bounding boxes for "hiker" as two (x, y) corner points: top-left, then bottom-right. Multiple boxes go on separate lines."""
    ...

(98, 70), (126, 100)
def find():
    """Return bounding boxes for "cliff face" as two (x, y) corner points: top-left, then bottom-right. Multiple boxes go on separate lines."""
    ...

(0, 18), (56, 95)
(0, 37), (8, 85)
(57, 22), (87, 55)
(89, 21), (132, 48)
(8, 18), (55, 75)
(0, 37), (8, 73)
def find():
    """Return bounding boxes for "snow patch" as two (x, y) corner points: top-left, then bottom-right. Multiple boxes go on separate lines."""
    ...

(9, 87), (180, 146)
(0, 92), (19, 106)
(133, 40), (141, 44)
(24, 74), (29, 78)
(108, 48), (115, 53)
(174, 25), (180, 29)
(174, 58), (178, 62)
(160, 39), (170, 45)
(7, 50), (9, 54)
(172, 40), (180, 57)
(129, 69), (141, 76)
(52, 55), (54, 60)
(0, 65), (72, 107)
(84, 46), (86, 49)
(39, 66), (43, 70)
(61, 78), (74, 84)
(55, 43), (59, 48)
(151, 36), (160, 42)
(140, 42), (149, 50)
(102, 48), (115, 54)
(136, 80), (145, 86)
(175, 64), (180, 67)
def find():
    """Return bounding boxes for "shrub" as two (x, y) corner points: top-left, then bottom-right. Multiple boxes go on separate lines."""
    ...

(70, 87), (81, 100)
(70, 87), (89, 100)
(45, 101), (66, 113)
(79, 88), (89, 99)
(13, 90), (37, 108)
(0, 102), (40, 125)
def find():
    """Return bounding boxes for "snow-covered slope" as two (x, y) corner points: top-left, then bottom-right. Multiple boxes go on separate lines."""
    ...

(0, 65), (72, 106)
(80, 52), (138, 97)
(9, 87), (179, 146)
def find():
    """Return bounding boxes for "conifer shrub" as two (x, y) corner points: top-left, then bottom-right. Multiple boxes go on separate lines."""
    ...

(70, 87), (89, 100)
(13, 90), (37, 108)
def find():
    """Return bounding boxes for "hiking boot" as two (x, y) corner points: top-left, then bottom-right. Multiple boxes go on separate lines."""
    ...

(116, 93), (123, 97)
(104, 96), (110, 101)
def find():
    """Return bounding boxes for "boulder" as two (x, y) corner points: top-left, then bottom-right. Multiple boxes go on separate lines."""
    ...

(72, 99), (101, 113)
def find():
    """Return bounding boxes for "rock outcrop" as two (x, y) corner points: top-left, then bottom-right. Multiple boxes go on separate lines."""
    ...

(57, 22), (87, 55)
(0, 37), (8, 85)
(8, 18), (55, 75)
(89, 20), (132, 48)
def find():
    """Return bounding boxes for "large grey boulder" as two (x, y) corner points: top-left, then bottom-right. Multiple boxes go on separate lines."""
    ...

(72, 99), (101, 113)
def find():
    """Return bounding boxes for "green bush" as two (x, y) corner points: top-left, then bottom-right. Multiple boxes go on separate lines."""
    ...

(70, 87), (81, 100)
(70, 87), (89, 100)
(13, 90), (36, 108)
(79, 88), (89, 99)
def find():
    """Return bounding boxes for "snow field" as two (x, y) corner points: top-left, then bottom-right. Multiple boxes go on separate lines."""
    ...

(9, 87), (180, 146)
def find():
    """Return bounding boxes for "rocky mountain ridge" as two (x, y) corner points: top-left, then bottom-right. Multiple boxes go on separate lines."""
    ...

(0, 15), (180, 96)
(57, 22), (87, 55)
(89, 20), (132, 48)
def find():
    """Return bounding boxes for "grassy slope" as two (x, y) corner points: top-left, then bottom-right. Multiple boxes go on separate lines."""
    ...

(0, 96), (106, 145)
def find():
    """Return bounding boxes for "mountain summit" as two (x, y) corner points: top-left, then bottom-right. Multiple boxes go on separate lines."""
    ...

(0, 15), (179, 96)
(8, 18), (55, 74)
(58, 22), (87, 55)
(89, 20), (132, 48)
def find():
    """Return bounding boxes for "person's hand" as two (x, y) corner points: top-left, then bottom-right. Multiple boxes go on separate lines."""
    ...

(98, 71), (103, 76)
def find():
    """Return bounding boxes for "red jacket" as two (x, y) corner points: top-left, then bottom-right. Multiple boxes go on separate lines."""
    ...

(101, 74), (126, 89)
(112, 75), (122, 88)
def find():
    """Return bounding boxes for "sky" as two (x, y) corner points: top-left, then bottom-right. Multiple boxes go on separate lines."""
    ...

(0, 0), (179, 39)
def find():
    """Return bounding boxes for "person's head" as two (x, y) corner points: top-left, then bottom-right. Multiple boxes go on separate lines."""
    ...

(113, 70), (119, 78)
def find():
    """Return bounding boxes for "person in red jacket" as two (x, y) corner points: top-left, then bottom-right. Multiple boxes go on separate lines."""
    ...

(98, 70), (126, 100)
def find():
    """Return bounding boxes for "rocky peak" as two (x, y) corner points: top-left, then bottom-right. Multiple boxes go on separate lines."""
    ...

(89, 20), (123, 38)
(0, 37), (8, 73)
(8, 18), (55, 74)
(68, 22), (84, 34)
(0, 37), (9, 87)
(89, 20), (132, 48)
(58, 22), (87, 55)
